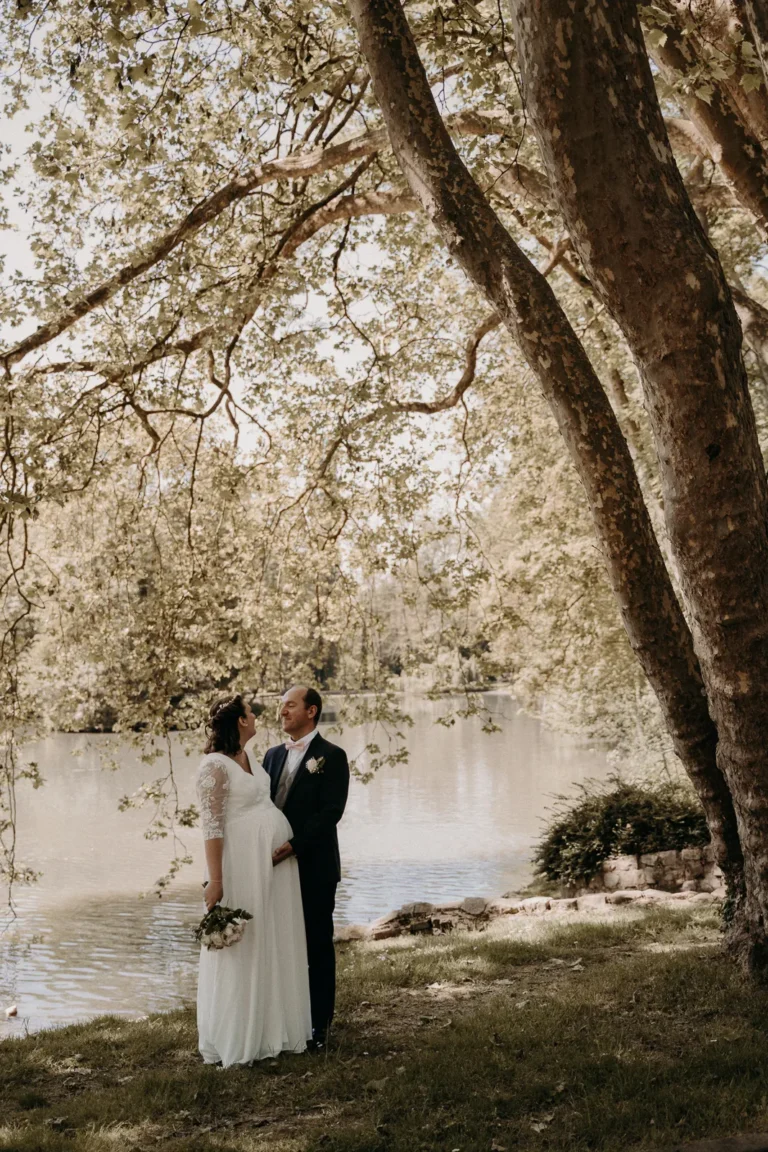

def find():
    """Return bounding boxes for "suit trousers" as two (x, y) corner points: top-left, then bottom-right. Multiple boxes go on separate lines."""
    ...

(298, 867), (337, 1036)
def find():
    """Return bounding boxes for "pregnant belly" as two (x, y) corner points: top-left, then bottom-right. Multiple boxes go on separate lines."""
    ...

(226, 804), (293, 851)
(268, 806), (293, 849)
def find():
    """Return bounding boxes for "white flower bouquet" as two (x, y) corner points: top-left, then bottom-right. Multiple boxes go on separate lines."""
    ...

(195, 905), (253, 950)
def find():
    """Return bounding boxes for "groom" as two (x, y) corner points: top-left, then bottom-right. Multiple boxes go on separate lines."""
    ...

(264, 685), (350, 1048)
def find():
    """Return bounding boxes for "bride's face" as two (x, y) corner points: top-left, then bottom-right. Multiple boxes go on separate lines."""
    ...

(238, 703), (257, 745)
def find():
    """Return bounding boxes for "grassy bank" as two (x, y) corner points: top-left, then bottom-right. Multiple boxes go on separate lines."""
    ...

(2, 905), (768, 1151)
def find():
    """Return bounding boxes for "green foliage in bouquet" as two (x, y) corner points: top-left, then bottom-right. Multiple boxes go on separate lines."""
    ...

(534, 776), (710, 888)
(194, 905), (253, 949)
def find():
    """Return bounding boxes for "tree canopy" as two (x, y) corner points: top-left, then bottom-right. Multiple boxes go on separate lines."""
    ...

(3, 0), (768, 936)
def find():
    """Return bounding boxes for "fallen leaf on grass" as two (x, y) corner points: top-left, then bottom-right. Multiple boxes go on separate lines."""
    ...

(365, 1077), (389, 1092)
(515, 1000), (529, 1010)
(530, 1111), (555, 1133)
(491, 1142), (507, 1151)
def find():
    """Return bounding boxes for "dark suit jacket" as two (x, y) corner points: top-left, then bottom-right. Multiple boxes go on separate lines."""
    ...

(263, 733), (350, 885)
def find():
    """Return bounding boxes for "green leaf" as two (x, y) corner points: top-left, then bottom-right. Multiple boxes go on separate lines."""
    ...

(741, 72), (763, 93)
(645, 28), (668, 49)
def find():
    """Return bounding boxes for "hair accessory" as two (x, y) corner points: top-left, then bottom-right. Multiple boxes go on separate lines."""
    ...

(212, 695), (237, 718)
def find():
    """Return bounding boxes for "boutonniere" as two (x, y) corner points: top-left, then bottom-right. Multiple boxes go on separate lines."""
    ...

(306, 756), (325, 774)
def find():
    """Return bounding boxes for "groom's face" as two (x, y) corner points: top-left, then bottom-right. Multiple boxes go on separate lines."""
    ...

(280, 687), (316, 736)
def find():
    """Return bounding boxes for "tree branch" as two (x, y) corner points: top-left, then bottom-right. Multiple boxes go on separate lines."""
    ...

(22, 189), (420, 399)
(1, 112), (511, 371)
(734, 0), (768, 92)
(649, 18), (768, 231)
(317, 311), (501, 477)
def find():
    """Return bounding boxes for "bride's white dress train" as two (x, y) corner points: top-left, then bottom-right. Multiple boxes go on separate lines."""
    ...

(196, 742), (312, 1066)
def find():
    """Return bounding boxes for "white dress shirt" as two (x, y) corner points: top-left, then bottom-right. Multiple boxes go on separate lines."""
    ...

(283, 726), (319, 784)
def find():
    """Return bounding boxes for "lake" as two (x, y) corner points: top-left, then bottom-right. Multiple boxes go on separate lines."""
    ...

(0, 693), (610, 1035)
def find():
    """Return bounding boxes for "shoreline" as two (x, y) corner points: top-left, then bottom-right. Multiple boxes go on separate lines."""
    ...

(335, 883), (725, 943)
(3, 899), (759, 1152)
(44, 682), (556, 736)
(1, 885), (724, 1044)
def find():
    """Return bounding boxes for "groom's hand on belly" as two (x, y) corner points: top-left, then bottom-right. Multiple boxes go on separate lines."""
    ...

(272, 841), (294, 866)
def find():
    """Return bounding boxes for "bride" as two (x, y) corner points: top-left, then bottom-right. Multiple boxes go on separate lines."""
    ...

(196, 694), (312, 1066)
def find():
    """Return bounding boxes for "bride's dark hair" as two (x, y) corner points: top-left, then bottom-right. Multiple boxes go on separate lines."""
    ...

(204, 694), (246, 756)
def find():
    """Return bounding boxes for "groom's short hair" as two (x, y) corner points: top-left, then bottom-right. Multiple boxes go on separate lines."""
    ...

(303, 686), (323, 724)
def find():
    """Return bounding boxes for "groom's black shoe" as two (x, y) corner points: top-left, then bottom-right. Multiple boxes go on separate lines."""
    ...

(307, 1029), (328, 1053)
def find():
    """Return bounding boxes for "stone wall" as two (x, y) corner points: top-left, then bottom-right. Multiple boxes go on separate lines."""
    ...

(332, 846), (726, 945)
(590, 845), (723, 895)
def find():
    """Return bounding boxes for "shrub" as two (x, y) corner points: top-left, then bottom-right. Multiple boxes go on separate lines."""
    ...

(534, 776), (710, 887)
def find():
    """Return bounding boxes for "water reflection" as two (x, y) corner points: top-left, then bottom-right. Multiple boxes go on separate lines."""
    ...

(1, 693), (609, 1034)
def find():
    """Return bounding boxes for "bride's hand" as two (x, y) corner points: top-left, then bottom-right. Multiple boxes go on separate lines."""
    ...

(204, 879), (223, 911)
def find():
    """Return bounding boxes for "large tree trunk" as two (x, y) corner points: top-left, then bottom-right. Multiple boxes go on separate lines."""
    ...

(345, 0), (745, 913)
(509, 0), (768, 972)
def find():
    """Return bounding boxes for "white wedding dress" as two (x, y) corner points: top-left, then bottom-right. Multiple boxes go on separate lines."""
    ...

(196, 742), (312, 1066)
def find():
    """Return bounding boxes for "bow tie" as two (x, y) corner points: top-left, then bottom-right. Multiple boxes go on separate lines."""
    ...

(284, 738), (309, 751)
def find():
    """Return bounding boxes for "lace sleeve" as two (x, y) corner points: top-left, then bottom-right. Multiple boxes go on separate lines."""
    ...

(197, 758), (229, 840)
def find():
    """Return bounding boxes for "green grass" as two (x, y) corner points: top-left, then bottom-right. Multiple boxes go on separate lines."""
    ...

(1, 905), (766, 1151)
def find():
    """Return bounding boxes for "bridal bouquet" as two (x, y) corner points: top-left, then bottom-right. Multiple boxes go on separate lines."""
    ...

(195, 905), (253, 950)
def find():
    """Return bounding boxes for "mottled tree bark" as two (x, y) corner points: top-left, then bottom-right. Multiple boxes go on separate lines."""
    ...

(732, 284), (768, 362)
(509, 0), (768, 971)
(731, 284), (768, 404)
(346, 0), (744, 910)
